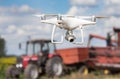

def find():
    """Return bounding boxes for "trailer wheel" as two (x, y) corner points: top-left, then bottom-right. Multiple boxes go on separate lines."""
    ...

(5, 65), (20, 79)
(79, 66), (89, 75)
(45, 56), (63, 77)
(100, 69), (110, 75)
(24, 64), (39, 79)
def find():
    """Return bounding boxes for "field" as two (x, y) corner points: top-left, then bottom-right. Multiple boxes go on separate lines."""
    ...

(0, 57), (16, 79)
(1, 71), (120, 79)
(0, 57), (120, 79)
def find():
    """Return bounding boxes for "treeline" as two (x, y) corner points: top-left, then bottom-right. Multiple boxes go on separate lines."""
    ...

(0, 36), (6, 57)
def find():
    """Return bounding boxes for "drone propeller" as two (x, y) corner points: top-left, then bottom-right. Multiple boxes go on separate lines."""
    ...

(95, 16), (110, 18)
(92, 16), (109, 22)
(77, 15), (109, 19)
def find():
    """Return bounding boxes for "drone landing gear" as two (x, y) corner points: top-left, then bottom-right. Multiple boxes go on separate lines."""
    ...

(73, 26), (84, 45)
(51, 25), (64, 43)
(51, 25), (84, 45)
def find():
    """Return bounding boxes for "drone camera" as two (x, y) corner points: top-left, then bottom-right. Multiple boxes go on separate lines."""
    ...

(65, 31), (76, 42)
(65, 34), (76, 42)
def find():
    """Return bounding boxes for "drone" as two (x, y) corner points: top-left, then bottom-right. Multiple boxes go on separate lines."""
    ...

(35, 14), (107, 45)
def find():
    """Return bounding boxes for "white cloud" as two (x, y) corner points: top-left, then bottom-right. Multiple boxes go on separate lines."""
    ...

(19, 5), (32, 13)
(105, 0), (120, 5)
(110, 0), (120, 3)
(0, 5), (38, 15)
(66, 6), (89, 15)
(70, 0), (97, 5)
(67, 6), (78, 15)
(6, 25), (17, 33)
(104, 17), (120, 28)
(17, 29), (25, 35)
(102, 0), (120, 16)
(101, 4), (120, 16)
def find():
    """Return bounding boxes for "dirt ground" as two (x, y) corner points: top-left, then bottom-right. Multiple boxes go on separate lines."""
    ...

(1, 71), (120, 79)
(39, 72), (120, 79)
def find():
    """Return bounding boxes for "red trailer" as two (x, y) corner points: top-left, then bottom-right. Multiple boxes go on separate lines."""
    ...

(56, 48), (88, 65)
(56, 27), (120, 74)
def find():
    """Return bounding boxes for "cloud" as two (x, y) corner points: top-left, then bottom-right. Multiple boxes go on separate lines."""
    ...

(67, 0), (99, 16)
(101, 5), (120, 16)
(99, 0), (120, 34)
(0, 5), (38, 15)
(0, 5), (53, 55)
(104, 17), (120, 28)
(100, 0), (120, 16)
(105, 0), (120, 5)
(70, 0), (97, 6)
(66, 6), (89, 15)
(66, 6), (78, 15)
(96, 0), (120, 37)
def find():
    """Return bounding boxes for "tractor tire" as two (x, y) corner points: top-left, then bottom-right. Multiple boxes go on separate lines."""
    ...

(5, 65), (20, 79)
(45, 56), (63, 77)
(24, 64), (39, 79)
(79, 65), (89, 75)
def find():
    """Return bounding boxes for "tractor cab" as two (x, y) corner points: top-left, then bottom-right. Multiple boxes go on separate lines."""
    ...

(25, 39), (56, 56)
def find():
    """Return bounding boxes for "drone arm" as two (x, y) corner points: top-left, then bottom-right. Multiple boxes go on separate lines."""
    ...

(51, 25), (64, 43)
(73, 26), (84, 45)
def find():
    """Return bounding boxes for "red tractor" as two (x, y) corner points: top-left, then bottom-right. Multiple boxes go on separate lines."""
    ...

(5, 39), (63, 79)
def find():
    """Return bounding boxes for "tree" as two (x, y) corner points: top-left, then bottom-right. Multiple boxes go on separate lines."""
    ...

(0, 37), (6, 57)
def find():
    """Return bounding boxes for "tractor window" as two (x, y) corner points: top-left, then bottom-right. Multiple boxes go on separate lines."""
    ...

(27, 43), (33, 56)
(34, 43), (41, 54)
(41, 43), (49, 53)
(48, 43), (55, 53)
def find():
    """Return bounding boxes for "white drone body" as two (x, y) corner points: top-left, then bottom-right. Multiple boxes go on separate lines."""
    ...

(35, 14), (106, 45)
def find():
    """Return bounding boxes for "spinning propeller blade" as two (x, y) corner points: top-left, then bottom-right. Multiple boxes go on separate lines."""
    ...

(95, 16), (110, 18)
(34, 14), (44, 17)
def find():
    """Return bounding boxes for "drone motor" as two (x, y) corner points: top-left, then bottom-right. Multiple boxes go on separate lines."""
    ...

(91, 16), (96, 22)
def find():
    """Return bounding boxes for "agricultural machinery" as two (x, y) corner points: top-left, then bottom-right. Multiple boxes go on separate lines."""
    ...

(86, 27), (120, 74)
(5, 27), (120, 79)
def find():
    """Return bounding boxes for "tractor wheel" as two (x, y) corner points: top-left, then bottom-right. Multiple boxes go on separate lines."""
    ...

(79, 65), (89, 75)
(45, 56), (63, 77)
(24, 64), (39, 79)
(5, 65), (20, 79)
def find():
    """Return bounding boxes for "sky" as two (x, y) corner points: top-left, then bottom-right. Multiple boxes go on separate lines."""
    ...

(0, 0), (120, 55)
